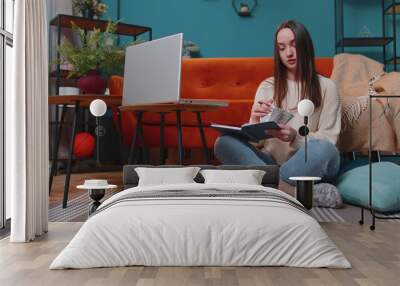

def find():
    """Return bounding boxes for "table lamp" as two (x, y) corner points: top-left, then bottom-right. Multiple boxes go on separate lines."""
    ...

(89, 99), (107, 165)
(297, 99), (314, 162)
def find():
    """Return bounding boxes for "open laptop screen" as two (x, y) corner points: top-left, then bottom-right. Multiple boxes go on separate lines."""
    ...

(122, 33), (183, 106)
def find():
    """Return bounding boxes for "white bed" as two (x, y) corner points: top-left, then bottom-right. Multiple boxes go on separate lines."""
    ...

(50, 183), (351, 269)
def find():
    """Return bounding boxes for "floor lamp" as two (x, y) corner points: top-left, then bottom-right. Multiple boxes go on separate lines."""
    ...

(297, 99), (315, 162)
(289, 99), (320, 209)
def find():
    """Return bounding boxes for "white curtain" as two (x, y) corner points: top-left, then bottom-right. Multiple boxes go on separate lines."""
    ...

(8, 0), (49, 242)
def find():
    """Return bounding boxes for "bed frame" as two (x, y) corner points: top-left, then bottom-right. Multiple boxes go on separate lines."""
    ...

(122, 165), (280, 189)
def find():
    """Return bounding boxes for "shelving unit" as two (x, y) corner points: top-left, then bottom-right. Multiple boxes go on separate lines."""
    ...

(384, 1), (400, 66)
(335, 0), (398, 71)
(359, 94), (400, 230)
(49, 14), (152, 94)
(335, 2), (400, 229)
(385, 1), (400, 13)
(48, 15), (152, 204)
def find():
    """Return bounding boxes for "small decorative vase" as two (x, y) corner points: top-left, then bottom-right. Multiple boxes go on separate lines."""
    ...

(77, 70), (107, 94)
(81, 9), (95, 19)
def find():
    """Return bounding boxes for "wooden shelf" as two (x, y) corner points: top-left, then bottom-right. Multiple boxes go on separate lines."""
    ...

(49, 78), (76, 86)
(385, 57), (400, 65)
(48, 95), (122, 107)
(49, 69), (76, 79)
(119, 103), (224, 113)
(50, 14), (151, 37)
(385, 3), (400, 14)
(337, 37), (393, 47)
(49, 70), (77, 85)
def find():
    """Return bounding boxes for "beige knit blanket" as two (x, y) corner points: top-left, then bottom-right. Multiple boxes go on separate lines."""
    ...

(331, 53), (400, 152)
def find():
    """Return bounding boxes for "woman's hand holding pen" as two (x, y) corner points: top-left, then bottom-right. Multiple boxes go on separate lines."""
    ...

(250, 99), (273, 123)
(250, 99), (296, 142)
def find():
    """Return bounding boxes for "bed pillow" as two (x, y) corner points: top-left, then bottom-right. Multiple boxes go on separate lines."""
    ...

(135, 167), (201, 186)
(336, 162), (400, 213)
(200, 169), (266, 185)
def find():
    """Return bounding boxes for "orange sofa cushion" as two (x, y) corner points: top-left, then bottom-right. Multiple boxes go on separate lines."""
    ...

(109, 57), (333, 148)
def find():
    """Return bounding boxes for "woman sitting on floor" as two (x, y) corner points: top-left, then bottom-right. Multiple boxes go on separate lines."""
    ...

(214, 20), (341, 196)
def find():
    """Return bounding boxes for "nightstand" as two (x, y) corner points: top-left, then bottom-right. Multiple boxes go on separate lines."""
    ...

(289, 176), (321, 210)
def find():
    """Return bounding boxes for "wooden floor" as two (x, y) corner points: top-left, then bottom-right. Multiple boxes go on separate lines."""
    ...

(1, 222), (399, 286)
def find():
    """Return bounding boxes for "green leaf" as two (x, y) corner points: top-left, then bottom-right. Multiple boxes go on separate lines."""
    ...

(55, 19), (141, 78)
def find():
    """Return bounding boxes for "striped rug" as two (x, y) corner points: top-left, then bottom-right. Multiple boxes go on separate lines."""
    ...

(49, 191), (115, 222)
(48, 193), (371, 223)
(49, 194), (91, 222)
(310, 207), (345, 223)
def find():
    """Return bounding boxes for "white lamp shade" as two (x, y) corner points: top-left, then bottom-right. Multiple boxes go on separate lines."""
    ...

(89, 99), (107, 117)
(298, 99), (315, 117)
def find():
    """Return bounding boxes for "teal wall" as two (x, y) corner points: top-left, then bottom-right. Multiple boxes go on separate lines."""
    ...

(103, 0), (395, 60)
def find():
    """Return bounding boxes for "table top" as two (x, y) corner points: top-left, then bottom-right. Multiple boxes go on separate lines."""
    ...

(49, 96), (227, 112)
(48, 95), (122, 107)
(77, 184), (118, 190)
(119, 103), (224, 112)
(289, 176), (322, 181)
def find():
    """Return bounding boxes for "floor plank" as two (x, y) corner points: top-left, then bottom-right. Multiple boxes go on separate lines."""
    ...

(1, 222), (400, 286)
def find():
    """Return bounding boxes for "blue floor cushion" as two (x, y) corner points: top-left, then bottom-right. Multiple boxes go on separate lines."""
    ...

(336, 162), (400, 213)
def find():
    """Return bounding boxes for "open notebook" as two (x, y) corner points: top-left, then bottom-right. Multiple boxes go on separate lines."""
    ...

(211, 107), (294, 142)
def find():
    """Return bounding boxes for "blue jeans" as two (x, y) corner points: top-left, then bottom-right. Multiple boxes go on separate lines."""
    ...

(214, 135), (341, 186)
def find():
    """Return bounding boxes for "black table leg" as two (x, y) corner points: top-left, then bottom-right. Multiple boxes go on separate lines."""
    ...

(128, 111), (143, 164)
(175, 110), (184, 165)
(117, 110), (124, 164)
(63, 101), (80, 208)
(359, 207), (364, 225)
(159, 112), (166, 164)
(52, 105), (59, 173)
(138, 120), (149, 164)
(49, 104), (66, 193)
(195, 111), (211, 164)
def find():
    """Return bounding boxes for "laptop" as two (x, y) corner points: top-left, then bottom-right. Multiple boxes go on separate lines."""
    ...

(122, 33), (228, 107)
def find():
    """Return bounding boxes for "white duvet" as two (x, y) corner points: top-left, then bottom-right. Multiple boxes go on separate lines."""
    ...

(50, 183), (351, 269)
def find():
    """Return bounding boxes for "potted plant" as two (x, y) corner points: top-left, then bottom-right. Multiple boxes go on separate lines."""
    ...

(56, 21), (128, 94)
(72, 0), (108, 19)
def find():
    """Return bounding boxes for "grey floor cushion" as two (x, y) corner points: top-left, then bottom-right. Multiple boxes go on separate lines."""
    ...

(313, 183), (343, 209)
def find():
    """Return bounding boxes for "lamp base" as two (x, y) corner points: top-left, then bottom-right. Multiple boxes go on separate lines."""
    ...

(88, 188), (106, 215)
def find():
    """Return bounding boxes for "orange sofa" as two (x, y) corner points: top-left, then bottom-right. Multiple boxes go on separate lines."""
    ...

(109, 57), (333, 150)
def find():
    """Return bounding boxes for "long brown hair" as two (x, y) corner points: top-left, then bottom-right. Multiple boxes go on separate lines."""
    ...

(273, 20), (321, 109)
